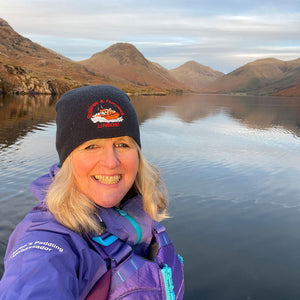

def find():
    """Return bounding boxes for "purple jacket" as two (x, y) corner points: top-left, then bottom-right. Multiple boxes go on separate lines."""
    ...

(0, 164), (184, 299)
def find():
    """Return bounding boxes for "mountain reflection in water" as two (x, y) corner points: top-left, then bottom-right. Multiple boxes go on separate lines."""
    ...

(0, 93), (300, 300)
(131, 94), (300, 136)
(0, 94), (58, 149)
(0, 94), (299, 150)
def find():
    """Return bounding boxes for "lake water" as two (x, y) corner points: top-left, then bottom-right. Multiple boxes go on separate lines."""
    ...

(0, 93), (300, 299)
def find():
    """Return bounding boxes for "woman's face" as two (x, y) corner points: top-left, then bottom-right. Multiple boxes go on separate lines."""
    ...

(71, 136), (139, 208)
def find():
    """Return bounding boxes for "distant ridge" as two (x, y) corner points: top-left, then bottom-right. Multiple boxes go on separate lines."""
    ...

(170, 61), (224, 91)
(263, 59), (300, 96)
(78, 43), (186, 91)
(201, 58), (300, 96)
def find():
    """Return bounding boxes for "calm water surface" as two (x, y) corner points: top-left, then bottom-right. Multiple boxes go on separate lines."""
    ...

(0, 93), (300, 299)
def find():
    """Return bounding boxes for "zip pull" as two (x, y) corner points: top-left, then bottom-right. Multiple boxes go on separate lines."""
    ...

(114, 207), (142, 245)
(114, 207), (127, 217)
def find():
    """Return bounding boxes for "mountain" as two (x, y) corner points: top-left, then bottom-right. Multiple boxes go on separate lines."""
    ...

(201, 58), (300, 96)
(0, 18), (67, 62)
(169, 61), (224, 91)
(0, 18), (186, 94)
(263, 60), (300, 96)
(78, 43), (186, 91)
(0, 18), (126, 94)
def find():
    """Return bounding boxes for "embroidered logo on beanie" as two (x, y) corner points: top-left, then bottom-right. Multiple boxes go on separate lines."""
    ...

(87, 99), (124, 127)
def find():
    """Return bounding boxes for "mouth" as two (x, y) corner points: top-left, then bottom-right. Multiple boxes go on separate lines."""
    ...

(93, 174), (121, 185)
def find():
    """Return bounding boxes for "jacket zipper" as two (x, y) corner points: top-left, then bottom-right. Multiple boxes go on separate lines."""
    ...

(114, 207), (142, 245)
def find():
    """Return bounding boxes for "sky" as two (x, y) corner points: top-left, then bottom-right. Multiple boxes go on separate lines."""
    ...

(1, 0), (300, 74)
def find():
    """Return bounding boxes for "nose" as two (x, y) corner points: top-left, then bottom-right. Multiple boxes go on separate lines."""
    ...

(100, 143), (120, 169)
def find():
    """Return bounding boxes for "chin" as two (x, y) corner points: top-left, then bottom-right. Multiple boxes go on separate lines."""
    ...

(92, 196), (122, 208)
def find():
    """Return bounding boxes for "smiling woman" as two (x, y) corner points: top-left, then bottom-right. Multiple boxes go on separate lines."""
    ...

(0, 85), (184, 300)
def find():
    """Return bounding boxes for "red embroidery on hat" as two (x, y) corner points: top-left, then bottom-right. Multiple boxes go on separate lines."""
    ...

(87, 99), (124, 125)
(87, 101), (99, 119)
(97, 122), (120, 128)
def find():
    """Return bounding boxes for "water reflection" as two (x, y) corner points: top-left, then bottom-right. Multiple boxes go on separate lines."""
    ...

(1, 94), (299, 149)
(132, 94), (300, 136)
(0, 94), (58, 149)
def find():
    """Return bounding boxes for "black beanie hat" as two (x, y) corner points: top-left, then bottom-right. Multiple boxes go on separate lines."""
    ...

(55, 85), (141, 165)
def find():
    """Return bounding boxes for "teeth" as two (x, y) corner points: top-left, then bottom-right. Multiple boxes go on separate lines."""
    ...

(94, 175), (121, 184)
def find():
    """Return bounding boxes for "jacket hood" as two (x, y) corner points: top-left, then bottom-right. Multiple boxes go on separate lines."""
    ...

(30, 163), (59, 203)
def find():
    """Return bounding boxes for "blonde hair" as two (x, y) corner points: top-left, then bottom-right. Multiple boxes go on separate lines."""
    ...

(46, 140), (168, 235)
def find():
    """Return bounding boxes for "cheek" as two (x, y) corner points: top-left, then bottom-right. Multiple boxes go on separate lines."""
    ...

(72, 154), (93, 180)
(126, 152), (139, 179)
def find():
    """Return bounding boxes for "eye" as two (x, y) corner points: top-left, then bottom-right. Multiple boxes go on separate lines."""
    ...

(115, 142), (129, 148)
(84, 144), (97, 150)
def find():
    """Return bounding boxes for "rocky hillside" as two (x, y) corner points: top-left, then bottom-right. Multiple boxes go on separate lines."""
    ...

(78, 43), (186, 91)
(0, 18), (116, 94)
(201, 58), (300, 96)
(169, 61), (224, 91)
